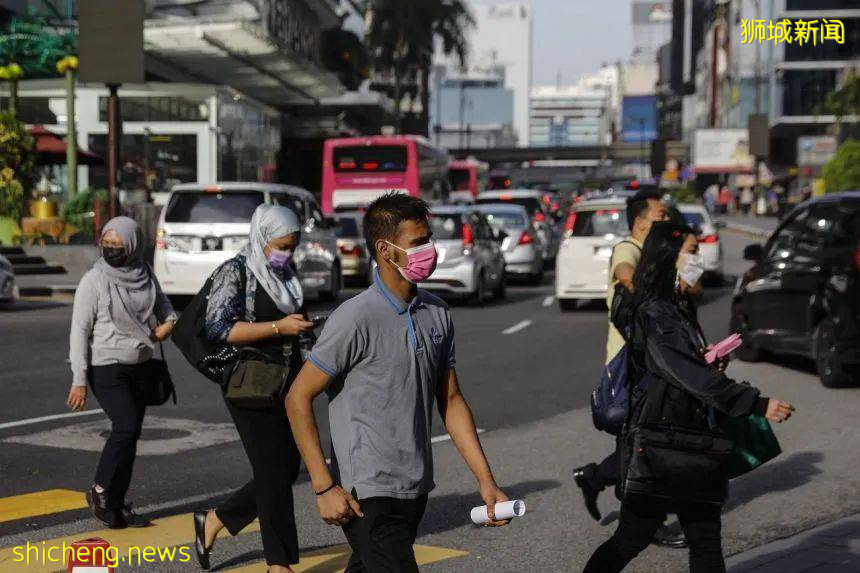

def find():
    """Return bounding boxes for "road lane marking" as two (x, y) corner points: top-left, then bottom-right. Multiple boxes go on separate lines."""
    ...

(228, 544), (468, 572)
(0, 409), (104, 431)
(0, 490), (87, 523)
(502, 320), (532, 335)
(0, 510), (261, 572)
(542, 295), (555, 307)
(3, 416), (239, 455)
(431, 428), (485, 444)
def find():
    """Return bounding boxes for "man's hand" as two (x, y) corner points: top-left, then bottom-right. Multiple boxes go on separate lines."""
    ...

(765, 398), (795, 423)
(479, 483), (511, 527)
(67, 386), (87, 411)
(316, 486), (364, 526)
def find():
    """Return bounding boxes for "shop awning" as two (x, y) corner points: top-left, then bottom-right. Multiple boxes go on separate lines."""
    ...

(29, 125), (104, 166)
(143, 20), (344, 106)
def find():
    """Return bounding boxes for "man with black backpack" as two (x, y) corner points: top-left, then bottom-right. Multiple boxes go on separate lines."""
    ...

(573, 190), (690, 548)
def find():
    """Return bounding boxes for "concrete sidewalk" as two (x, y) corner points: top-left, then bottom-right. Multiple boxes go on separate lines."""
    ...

(727, 512), (860, 572)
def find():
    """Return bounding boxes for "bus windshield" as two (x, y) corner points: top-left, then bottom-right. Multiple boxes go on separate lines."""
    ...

(333, 146), (407, 172)
(449, 168), (471, 191)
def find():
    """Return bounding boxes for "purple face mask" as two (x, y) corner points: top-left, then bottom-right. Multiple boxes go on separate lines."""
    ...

(266, 248), (293, 269)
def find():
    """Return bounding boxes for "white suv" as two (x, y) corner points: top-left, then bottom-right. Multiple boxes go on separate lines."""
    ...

(154, 183), (341, 302)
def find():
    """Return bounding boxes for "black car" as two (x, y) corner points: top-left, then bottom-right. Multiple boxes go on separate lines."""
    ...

(730, 191), (860, 387)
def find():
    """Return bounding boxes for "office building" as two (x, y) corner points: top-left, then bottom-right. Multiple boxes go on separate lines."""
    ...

(434, 2), (533, 147)
(529, 84), (613, 147)
(430, 67), (516, 150)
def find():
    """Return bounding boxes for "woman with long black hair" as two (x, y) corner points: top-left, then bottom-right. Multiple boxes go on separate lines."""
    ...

(583, 222), (795, 573)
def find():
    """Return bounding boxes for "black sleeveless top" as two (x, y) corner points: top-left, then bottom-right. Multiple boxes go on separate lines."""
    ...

(253, 283), (293, 361)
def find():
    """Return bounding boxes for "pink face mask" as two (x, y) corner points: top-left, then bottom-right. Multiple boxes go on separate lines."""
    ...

(386, 241), (438, 284)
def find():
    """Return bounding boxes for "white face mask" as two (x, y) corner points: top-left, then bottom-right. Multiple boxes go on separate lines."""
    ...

(678, 252), (705, 286)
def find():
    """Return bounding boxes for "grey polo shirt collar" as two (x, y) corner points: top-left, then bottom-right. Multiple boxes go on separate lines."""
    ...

(373, 268), (425, 348)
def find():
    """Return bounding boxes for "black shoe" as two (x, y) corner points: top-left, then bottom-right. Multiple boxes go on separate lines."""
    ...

(193, 510), (212, 570)
(573, 464), (602, 522)
(652, 526), (688, 548)
(85, 486), (122, 528)
(120, 502), (151, 528)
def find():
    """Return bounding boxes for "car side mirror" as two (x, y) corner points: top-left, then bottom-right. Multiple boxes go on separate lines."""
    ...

(743, 244), (764, 262)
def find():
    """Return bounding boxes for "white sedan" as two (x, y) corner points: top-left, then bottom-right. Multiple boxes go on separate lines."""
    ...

(678, 203), (724, 284)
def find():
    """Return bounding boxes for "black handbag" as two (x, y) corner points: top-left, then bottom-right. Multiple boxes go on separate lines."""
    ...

(224, 341), (299, 409)
(617, 378), (734, 506)
(172, 262), (245, 384)
(146, 343), (176, 406)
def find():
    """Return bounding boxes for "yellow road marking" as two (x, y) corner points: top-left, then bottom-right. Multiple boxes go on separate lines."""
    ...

(0, 489), (88, 523)
(227, 543), (469, 572)
(0, 511), (259, 572)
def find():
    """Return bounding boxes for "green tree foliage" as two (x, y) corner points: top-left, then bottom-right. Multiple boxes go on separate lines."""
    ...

(363, 0), (473, 134)
(59, 188), (108, 239)
(0, 111), (34, 219)
(822, 140), (860, 193)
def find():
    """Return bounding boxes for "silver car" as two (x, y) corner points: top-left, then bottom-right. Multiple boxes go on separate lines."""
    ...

(420, 206), (506, 304)
(154, 183), (342, 302)
(0, 254), (15, 304)
(476, 189), (560, 263)
(474, 204), (544, 284)
(335, 211), (373, 286)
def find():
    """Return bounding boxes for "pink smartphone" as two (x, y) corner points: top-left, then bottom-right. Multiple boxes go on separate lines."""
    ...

(705, 333), (743, 364)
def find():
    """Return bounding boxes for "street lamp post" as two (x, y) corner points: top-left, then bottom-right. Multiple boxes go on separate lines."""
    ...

(57, 55), (78, 197)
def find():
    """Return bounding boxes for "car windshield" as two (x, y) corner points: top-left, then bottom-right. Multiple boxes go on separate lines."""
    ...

(164, 191), (264, 223)
(482, 211), (527, 230)
(336, 217), (361, 238)
(571, 208), (628, 237)
(476, 197), (540, 216)
(429, 214), (463, 240)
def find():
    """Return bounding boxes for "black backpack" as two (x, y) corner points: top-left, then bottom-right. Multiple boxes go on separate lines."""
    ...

(172, 262), (245, 384)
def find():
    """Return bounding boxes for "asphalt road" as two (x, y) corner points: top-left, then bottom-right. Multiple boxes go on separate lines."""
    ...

(0, 230), (858, 572)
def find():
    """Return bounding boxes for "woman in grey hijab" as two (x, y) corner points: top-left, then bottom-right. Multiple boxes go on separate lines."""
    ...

(195, 204), (314, 573)
(67, 216), (177, 529)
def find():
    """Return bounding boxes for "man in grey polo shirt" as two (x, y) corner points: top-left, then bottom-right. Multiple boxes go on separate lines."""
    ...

(287, 193), (509, 572)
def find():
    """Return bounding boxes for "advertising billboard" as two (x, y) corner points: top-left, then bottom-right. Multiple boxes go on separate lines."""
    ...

(693, 129), (755, 173)
(622, 95), (658, 143)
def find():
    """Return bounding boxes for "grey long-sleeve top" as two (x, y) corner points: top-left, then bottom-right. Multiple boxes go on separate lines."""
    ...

(69, 269), (177, 387)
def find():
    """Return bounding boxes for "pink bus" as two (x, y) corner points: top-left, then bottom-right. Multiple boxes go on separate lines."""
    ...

(448, 159), (489, 203)
(321, 135), (449, 213)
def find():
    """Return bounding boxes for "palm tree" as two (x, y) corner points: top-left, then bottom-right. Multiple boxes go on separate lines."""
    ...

(363, 0), (473, 135)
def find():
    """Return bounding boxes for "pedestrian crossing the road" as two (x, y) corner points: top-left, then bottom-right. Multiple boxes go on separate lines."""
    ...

(0, 489), (468, 572)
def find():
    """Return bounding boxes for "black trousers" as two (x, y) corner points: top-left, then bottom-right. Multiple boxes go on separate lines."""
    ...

(215, 398), (301, 566)
(583, 500), (725, 573)
(343, 494), (428, 573)
(89, 362), (150, 508)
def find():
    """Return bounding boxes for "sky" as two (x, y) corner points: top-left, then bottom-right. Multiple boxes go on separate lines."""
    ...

(475, 0), (634, 86)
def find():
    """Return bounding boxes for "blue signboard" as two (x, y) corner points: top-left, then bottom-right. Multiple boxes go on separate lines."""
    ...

(622, 95), (658, 143)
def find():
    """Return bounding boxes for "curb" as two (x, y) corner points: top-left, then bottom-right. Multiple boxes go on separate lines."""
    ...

(18, 284), (78, 298)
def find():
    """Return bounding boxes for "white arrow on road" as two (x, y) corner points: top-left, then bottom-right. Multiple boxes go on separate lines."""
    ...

(502, 320), (532, 335)
(542, 296), (555, 307)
